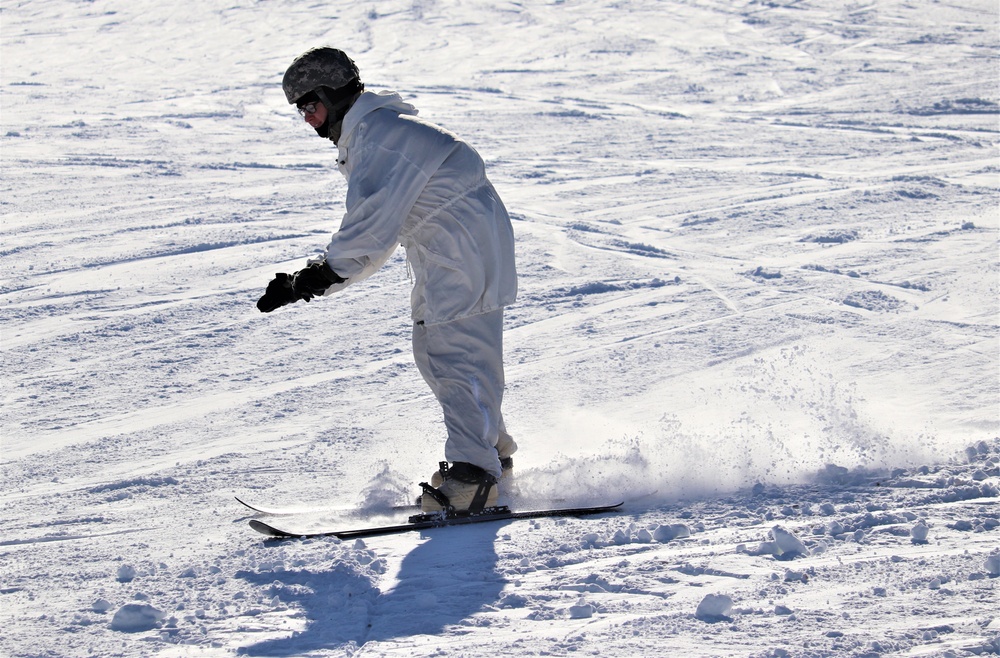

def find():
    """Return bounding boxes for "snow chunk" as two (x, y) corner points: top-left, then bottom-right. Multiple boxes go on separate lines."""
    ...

(92, 599), (113, 613)
(653, 523), (691, 543)
(985, 553), (1000, 577)
(910, 522), (930, 543)
(801, 229), (859, 244)
(110, 603), (165, 633)
(569, 601), (595, 619)
(749, 540), (781, 557)
(695, 593), (733, 622)
(843, 290), (904, 312)
(769, 526), (810, 559)
(497, 593), (529, 609)
(748, 266), (782, 280)
(116, 565), (137, 583)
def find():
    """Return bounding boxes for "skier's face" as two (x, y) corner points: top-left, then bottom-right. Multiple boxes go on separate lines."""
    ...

(299, 101), (328, 129)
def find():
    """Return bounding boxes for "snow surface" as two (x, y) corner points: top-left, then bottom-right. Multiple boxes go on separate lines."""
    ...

(2, 0), (998, 656)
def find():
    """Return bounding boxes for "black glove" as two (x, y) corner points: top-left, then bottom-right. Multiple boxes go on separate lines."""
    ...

(256, 273), (298, 313)
(291, 261), (345, 302)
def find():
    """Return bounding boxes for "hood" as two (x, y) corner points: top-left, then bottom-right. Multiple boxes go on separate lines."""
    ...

(339, 91), (418, 147)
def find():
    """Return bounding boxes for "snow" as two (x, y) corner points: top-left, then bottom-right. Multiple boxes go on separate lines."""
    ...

(110, 603), (167, 633)
(696, 593), (735, 622)
(1, 0), (998, 656)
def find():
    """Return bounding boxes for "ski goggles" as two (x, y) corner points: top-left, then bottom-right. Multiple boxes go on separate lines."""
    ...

(297, 102), (321, 117)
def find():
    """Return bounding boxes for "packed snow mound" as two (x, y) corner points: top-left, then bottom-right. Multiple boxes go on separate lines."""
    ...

(695, 593), (734, 622)
(109, 604), (165, 633)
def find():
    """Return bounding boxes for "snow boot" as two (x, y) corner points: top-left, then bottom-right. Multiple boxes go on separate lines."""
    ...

(429, 453), (513, 488)
(496, 430), (517, 484)
(420, 462), (498, 513)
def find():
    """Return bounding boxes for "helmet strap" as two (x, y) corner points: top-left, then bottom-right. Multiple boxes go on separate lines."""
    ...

(315, 80), (363, 144)
(316, 80), (363, 121)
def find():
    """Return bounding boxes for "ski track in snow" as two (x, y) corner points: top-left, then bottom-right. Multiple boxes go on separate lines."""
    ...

(1, 0), (998, 656)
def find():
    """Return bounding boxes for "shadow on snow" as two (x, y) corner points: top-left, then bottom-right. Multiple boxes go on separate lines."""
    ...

(237, 522), (509, 655)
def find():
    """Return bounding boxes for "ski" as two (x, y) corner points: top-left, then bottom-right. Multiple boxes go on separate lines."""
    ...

(248, 502), (624, 540)
(235, 496), (317, 516)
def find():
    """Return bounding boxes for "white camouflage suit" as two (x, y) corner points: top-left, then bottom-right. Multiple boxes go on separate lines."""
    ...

(319, 90), (518, 478)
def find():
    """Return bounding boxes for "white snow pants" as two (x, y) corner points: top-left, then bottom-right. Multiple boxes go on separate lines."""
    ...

(412, 309), (516, 478)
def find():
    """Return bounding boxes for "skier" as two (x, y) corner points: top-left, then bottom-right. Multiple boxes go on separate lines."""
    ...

(256, 47), (518, 514)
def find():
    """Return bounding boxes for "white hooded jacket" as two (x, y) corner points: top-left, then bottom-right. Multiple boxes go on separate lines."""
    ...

(320, 91), (517, 325)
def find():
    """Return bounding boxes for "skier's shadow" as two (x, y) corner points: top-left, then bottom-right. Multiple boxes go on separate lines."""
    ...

(237, 521), (510, 655)
(366, 520), (510, 642)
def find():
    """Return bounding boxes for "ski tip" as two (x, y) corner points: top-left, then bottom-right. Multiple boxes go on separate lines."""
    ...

(249, 519), (295, 538)
(235, 496), (264, 513)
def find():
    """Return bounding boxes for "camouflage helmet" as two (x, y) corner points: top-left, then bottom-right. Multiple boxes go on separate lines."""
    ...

(282, 47), (362, 104)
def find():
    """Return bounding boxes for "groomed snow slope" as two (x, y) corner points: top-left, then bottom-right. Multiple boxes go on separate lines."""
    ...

(2, 0), (998, 656)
